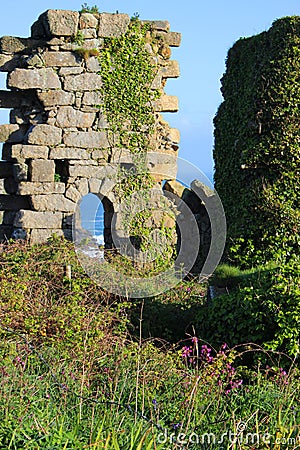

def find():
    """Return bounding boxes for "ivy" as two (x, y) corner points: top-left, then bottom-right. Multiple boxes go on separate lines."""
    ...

(113, 164), (155, 199)
(97, 17), (176, 273)
(214, 16), (300, 267)
(99, 17), (160, 156)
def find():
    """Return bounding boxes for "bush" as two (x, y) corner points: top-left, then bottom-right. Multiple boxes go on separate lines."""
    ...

(195, 257), (300, 357)
(0, 237), (129, 365)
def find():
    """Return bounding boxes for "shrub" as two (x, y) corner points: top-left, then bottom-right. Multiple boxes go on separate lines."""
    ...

(195, 257), (300, 357)
(0, 237), (129, 364)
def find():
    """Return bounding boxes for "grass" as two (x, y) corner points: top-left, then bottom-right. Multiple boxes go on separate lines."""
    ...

(209, 262), (278, 288)
(0, 238), (299, 449)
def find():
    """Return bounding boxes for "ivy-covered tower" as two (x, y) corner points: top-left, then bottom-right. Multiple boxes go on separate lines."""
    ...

(214, 17), (300, 266)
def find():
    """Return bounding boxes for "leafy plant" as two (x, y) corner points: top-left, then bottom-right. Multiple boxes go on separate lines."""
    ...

(98, 19), (175, 275)
(99, 18), (159, 155)
(196, 256), (300, 357)
(71, 30), (85, 46)
(80, 3), (99, 14)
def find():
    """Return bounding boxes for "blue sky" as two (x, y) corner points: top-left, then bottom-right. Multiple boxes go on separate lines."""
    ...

(1, 0), (300, 182)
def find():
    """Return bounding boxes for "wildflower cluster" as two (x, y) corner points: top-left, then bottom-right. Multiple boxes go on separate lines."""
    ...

(180, 338), (243, 395)
(200, 344), (214, 363)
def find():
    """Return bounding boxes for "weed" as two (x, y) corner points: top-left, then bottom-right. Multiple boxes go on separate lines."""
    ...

(71, 30), (85, 46)
(80, 3), (99, 14)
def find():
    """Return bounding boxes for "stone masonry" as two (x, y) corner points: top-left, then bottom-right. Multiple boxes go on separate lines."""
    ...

(0, 9), (181, 244)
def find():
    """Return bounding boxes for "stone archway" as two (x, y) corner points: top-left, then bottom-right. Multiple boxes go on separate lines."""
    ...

(75, 191), (114, 255)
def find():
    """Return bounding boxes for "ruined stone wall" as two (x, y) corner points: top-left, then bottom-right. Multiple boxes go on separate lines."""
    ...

(0, 9), (181, 244)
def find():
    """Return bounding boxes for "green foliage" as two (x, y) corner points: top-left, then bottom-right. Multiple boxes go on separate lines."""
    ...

(80, 3), (99, 14)
(111, 165), (176, 274)
(0, 238), (128, 359)
(0, 241), (299, 448)
(113, 164), (155, 199)
(110, 172), (177, 276)
(196, 257), (300, 356)
(214, 16), (300, 266)
(99, 18), (159, 154)
(71, 30), (85, 46)
(97, 20), (175, 275)
(210, 262), (277, 287)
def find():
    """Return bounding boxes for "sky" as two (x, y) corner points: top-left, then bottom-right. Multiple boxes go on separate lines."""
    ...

(1, 0), (300, 183)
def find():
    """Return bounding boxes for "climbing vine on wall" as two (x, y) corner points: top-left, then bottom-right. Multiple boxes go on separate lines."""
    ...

(214, 16), (300, 267)
(98, 17), (176, 273)
(99, 17), (159, 155)
(99, 16), (160, 196)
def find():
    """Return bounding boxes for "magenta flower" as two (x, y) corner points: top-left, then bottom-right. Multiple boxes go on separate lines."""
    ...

(182, 346), (193, 358)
